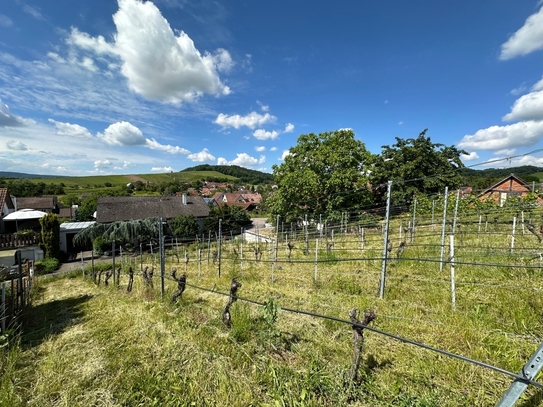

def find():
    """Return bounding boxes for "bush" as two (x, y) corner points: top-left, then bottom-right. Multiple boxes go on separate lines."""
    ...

(13, 229), (35, 239)
(93, 236), (110, 255)
(34, 258), (59, 275)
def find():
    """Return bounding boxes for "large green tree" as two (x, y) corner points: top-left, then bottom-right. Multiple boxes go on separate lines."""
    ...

(268, 129), (373, 222)
(369, 130), (467, 205)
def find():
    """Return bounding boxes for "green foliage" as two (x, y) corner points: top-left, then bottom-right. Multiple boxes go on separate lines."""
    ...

(204, 204), (252, 234)
(34, 257), (59, 275)
(39, 213), (60, 260)
(59, 193), (81, 207)
(92, 236), (110, 255)
(269, 129), (373, 222)
(168, 215), (200, 239)
(181, 164), (274, 184)
(1, 179), (64, 197)
(13, 229), (35, 239)
(370, 130), (466, 205)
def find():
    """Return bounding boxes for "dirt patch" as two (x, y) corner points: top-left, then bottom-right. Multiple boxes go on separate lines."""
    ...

(125, 174), (148, 183)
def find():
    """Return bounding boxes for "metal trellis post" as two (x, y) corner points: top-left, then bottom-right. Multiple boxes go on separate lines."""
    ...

(159, 217), (165, 299)
(439, 186), (449, 271)
(379, 181), (392, 299)
(496, 341), (543, 406)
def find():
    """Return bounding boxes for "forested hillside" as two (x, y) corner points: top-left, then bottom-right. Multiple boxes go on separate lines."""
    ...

(181, 164), (274, 184)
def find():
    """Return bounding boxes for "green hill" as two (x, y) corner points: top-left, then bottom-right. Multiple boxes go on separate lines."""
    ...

(181, 164), (273, 184)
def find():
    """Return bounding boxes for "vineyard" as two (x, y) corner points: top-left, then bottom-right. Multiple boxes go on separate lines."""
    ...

(3, 192), (543, 406)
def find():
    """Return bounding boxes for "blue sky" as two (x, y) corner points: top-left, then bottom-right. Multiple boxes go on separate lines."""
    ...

(1, 0), (543, 176)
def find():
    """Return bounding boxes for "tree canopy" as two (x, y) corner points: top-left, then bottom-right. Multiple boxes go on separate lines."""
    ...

(369, 130), (467, 204)
(268, 129), (373, 222)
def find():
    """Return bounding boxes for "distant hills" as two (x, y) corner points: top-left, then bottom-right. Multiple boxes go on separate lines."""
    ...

(181, 164), (274, 184)
(0, 171), (57, 179)
(459, 165), (543, 179)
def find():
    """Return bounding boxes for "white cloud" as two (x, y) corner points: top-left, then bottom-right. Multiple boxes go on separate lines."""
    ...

(23, 5), (45, 20)
(48, 119), (93, 138)
(187, 148), (215, 162)
(510, 83), (528, 95)
(398, 121), (403, 125)
(217, 153), (265, 167)
(0, 14), (13, 27)
(0, 99), (25, 127)
(284, 123), (294, 133)
(500, 6), (543, 60)
(67, 0), (231, 103)
(6, 140), (28, 151)
(533, 76), (543, 91)
(461, 152), (479, 161)
(98, 121), (146, 146)
(255, 146), (266, 152)
(67, 27), (117, 56)
(94, 159), (113, 168)
(145, 138), (190, 155)
(280, 150), (291, 160)
(214, 111), (276, 129)
(151, 166), (174, 172)
(257, 101), (269, 112)
(253, 128), (279, 140)
(503, 90), (543, 121)
(458, 120), (543, 150)
(495, 148), (516, 156)
(212, 48), (234, 73)
(112, 0), (230, 102)
(270, 146), (277, 151)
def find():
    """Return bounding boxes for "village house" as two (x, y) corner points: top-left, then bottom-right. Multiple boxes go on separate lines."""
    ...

(211, 191), (262, 211)
(0, 189), (16, 233)
(477, 173), (542, 206)
(95, 195), (210, 233)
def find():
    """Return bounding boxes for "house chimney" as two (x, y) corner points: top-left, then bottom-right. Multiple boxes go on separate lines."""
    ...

(182, 194), (187, 205)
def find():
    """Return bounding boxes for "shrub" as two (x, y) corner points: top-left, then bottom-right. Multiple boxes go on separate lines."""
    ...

(34, 258), (59, 275)
(93, 236), (110, 255)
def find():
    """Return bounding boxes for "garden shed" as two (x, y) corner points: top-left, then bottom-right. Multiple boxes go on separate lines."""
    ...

(60, 221), (96, 253)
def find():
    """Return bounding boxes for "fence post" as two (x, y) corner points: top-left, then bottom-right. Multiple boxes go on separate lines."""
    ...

(452, 189), (460, 235)
(411, 197), (416, 243)
(159, 217), (165, 299)
(1, 282), (5, 334)
(218, 219), (222, 278)
(511, 216), (517, 254)
(478, 215), (482, 235)
(432, 199), (436, 231)
(450, 235), (456, 310)
(81, 251), (84, 276)
(112, 240), (116, 287)
(439, 187), (449, 271)
(379, 181), (392, 299)
(271, 215), (279, 284)
(314, 239), (319, 283)
(496, 342), (543, 406)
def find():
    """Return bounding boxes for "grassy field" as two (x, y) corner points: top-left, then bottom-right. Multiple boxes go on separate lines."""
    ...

(22, 170), (239, 195)
(2, 211), (543, 406)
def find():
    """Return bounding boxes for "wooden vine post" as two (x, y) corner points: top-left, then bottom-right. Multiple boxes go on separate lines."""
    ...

(126, 266), (134, 292)
(349, 308), (377, 382)
(222, 277), (242, 328)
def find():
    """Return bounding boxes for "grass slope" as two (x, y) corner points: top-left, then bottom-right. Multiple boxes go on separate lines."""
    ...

(3, 212), (543, 406)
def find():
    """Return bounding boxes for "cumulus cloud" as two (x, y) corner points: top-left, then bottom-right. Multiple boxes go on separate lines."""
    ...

(0, 100), (25, 127)
(495, 148), (516, 156)
(212, 48), (234, 73)
(151, 166), (174, 172)
(270, 146), (277, 151)
(217, 153), (266, 167)
(98, 121), (146, 146)
(257, 101), (269, 112)
(284, 123), (294, 133)
(503, 90), (543, 121)
(458, 120), (543, 150)
(255, 146), (266, 152)
(145, 138), (190, 154)
(280, 150), (291, 160)
(500, 6), (543, 60)
(67, 0), (231, 103)
(48, 119), (93, 138)
(187, 148), (215, 162)
(253, 129), (279, 140)
(214, 111), (276, 129)
(461, 152), (479, 161)
(6, 140), (28, 151)
(533, 77), (543, 91)
(94, 159), (113, 168)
